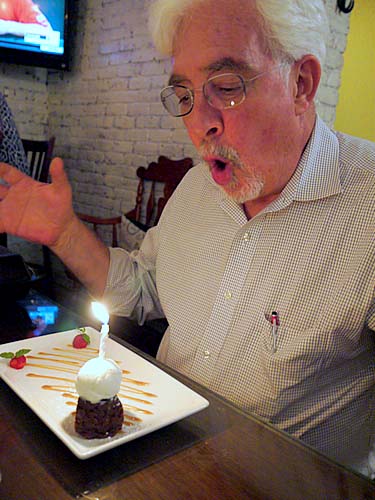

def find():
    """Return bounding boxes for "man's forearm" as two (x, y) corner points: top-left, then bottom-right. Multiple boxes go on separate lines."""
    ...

(50, 216), (110, 298)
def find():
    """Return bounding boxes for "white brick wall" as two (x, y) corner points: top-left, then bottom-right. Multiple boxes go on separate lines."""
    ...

(1, 0), (351, 268)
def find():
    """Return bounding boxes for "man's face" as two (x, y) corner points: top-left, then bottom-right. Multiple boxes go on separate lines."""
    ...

(171, 0), (304, 205)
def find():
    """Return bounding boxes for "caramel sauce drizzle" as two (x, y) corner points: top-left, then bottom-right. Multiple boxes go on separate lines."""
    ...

(122, 376), (150, 386)
(27, 362), (76, 374)
(120, 385), (156, 398)
(67, 344), (98, 353)
(53, 344), (130, 373)
(53, 346), (96, 357)
(124, 413), (142, 422)
(62, 392), (77, 400)
(38, 351), (94, 362)
(25, 344), (158, 421)
(28, 373), (74, 383)
(42, 384), (75, 393)
(29, 355), (81, 367)
(122, 404), (153, 415)
(118, 393), (153, 405)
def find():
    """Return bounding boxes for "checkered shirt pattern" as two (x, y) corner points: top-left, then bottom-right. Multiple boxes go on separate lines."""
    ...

(105, 116), (375, 469)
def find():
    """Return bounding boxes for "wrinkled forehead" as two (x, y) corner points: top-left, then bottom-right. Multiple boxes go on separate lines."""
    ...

(171, 0), (270, 77)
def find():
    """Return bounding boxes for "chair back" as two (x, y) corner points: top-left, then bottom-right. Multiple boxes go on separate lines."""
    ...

(126, 155), (194, 227)
(22, 136), (55, 182)
(20, 136), (55, 281)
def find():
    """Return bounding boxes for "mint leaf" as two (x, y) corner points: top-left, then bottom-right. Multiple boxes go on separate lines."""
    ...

(0, 352), (14, 359)
(82, 333), (90, 345)
(15, 349), (31, 357)
(78, 327), (86, 333)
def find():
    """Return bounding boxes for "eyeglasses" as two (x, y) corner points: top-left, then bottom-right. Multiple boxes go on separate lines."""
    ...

(160, 69), (278, 117)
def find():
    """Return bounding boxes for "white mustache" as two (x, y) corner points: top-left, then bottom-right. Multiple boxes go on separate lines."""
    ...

(199, 143), (243, 168)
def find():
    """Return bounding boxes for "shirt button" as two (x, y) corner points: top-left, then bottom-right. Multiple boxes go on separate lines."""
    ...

(243, 232), (250, 241)
(224, 291), (232, 300)
(203, 350), (210, 359)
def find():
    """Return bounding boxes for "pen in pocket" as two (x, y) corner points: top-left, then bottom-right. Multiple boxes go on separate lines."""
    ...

(271, 311), (279, 353)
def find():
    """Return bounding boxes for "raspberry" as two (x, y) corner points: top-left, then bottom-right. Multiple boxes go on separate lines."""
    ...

(73, 333), (90, 349)
(10, 355), (27, 370)
(1, 349), (31, 370)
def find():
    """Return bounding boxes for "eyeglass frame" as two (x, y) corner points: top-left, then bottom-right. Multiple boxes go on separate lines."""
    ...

(160, 65), (284, 117)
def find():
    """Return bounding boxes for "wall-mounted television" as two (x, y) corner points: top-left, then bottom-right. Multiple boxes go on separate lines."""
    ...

(0, 0), (74, 71)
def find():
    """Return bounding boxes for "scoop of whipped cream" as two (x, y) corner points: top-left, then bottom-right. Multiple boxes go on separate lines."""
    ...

(75, 357), (122, 404)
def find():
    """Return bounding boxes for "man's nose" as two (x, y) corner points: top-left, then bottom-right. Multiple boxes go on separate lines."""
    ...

(184, 92), (224, 141)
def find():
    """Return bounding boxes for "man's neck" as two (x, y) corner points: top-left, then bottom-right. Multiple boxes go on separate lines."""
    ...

(243, 112), (317, 220)
(242, 192), (280, 219)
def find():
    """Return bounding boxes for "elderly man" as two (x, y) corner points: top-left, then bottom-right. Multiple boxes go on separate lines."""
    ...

(0, 0), (374, 476)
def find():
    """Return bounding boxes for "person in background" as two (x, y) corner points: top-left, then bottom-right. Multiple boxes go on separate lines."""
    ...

(0, 92), (29, 246)
(0, 0), (374, 477)
(0, 92), (28, 174)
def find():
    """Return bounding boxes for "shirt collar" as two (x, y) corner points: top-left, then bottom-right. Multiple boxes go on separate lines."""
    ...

(201, 115), (342, 220)
(289, 115), (342, 202)
(260, 116), (342, 216)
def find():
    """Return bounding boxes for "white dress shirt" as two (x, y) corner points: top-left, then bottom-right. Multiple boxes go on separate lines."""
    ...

(105, 116), (375, 473)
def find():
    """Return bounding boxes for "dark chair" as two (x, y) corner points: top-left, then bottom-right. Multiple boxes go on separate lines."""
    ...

(5, 137), (55, 277)
(75, 155), (194, 249)
(22, 136), (55, 183)
(22, 137), (56, 280)
(126, 155), (194, 228)
(0, 136), (56, 252)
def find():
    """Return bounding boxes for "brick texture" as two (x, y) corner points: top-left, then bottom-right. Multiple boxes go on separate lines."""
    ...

(0, 0), (350, 269)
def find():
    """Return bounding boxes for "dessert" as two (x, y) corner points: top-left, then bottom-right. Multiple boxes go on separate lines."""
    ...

(75, 356), (123, 439)
(0, 348), (31, 369)
(72, 331), (90, 349)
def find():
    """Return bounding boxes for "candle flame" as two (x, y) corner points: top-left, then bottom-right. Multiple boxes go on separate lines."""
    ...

(91, 302), (109, 324)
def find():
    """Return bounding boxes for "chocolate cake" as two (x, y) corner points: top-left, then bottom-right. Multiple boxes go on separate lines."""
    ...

(75, 395), (124, 439)
(74, 356), (124, 439)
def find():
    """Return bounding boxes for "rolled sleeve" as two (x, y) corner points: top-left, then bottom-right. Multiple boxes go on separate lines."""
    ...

(103, 243), (164, 324)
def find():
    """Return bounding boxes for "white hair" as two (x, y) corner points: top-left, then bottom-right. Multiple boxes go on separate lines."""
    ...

(148, 0), (329, 65)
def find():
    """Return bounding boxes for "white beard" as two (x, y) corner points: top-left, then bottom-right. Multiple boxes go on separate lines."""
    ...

(200, 143), (264, 204)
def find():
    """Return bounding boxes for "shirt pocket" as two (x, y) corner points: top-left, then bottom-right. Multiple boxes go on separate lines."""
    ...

(259, 314), (328, 387)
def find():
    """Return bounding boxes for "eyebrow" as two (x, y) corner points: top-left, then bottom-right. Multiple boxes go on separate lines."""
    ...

(204, 57), (252, 74)
(168, 57), (253, 86)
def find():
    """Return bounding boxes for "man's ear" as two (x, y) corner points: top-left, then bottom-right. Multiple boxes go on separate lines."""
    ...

(293, 55), (321, 115)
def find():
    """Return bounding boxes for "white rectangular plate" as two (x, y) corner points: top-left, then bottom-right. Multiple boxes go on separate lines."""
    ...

(0, 328), (209, 459)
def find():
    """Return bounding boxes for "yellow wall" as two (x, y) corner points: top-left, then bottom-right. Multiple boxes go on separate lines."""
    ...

(335, 1), (375, 142)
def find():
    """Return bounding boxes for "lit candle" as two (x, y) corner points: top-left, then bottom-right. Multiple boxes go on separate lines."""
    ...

(91, 301), (109, 357)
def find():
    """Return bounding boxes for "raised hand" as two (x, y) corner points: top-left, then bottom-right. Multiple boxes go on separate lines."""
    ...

(0, 157), (75, 247)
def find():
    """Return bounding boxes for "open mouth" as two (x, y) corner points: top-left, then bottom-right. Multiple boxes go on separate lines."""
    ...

(206, 157), (233, 186)
(215, 159), (226, 170)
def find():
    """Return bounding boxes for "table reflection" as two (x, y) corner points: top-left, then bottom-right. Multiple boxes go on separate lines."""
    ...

(5, 290), (371, 481)
(0, 289), (85, 343)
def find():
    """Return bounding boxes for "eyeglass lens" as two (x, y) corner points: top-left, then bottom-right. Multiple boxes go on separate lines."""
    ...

(204, 74), (245, 109)
(161, 74), (245, 117)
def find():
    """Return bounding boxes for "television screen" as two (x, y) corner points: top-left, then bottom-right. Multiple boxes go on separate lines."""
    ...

(0, 0), (73, 70)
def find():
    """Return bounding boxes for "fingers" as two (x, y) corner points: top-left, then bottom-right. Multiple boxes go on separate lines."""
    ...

(0, 162), (25, 185)
(50, 157), (69, 188)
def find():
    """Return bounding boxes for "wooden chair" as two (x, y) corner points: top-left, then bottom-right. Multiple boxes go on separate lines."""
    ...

(0, 136), (56, 248)
(0, 136), (56, 247)
(21, 137), (56, 279)
(67, 156), (193, 287)
(76, 155), (194, 246)
(22, 136), (55, 183)
(126, 155), (194, 228)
